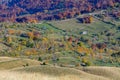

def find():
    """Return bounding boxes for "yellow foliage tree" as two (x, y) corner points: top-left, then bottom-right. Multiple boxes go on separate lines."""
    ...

(27, 32), (34, 40)
(16, 44), (22, 51)
(21, 40), (27, 45)
(7, 36), (12, 43)
(8, 30), (15, 35)
(24, 50), (31, 56)
(89, 16), (93, 23)
(42, 37), (48, 42)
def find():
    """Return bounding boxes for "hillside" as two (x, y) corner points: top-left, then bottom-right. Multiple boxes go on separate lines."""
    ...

(0, 1), (120, 80)
(0, 16), (119, 67)
(0, 0), (120, 22)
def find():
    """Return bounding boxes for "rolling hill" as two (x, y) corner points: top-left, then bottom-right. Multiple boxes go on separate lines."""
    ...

(0, 57), (120, 80)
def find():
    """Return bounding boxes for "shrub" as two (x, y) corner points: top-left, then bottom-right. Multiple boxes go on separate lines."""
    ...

(23, 63), (29, 67)
(26, 41), (34, 48)
(38, 56), (42, 61)
(111, 52), (120, 57)
(26, 63), (29, 66)
(81, 58), (91, 66)
(42, 62), (46, 65)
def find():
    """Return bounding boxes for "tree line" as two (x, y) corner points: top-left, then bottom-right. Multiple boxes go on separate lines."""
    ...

(0, 0), (119, 22)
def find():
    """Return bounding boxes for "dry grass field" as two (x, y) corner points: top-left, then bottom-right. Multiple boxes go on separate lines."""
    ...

(0, 71), (109, 80)
(0, 57), (119, 80)
(0, 57), (40, 70)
